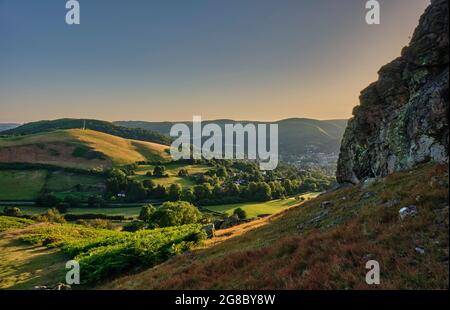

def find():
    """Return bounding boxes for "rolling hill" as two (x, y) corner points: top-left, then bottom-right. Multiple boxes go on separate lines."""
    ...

(0, 129), (170, 170)
(115, 118), (348, 159)
(2, 118), (172, 146)
(0, 124), (20, 132)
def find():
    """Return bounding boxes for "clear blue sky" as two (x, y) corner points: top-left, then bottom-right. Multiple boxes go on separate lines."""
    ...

(0, 0), (429, 123)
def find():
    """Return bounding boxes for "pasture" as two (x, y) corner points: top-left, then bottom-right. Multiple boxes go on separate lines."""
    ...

(0, 170), (47, 201)
(205, 193), (319, 218)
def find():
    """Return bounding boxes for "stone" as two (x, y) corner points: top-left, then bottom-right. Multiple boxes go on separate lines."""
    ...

(362, 178), (377, 189)
(399, 205), (418, 220)
(321, 201), (333, 208)
(218, 214), (240, 229)
(415, 247), (426, 255)
(202, 224), (215, 238)
(34, 283), (71, 290)
(336, 0), (449, 184)
(360, 192), (376, 200)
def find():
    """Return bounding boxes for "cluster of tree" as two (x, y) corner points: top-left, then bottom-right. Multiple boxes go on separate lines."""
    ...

(138, 201), (202, 228)
(104, 159), (334, 204)
(35, 193), (107, 211)
(2, 118), (172, 145)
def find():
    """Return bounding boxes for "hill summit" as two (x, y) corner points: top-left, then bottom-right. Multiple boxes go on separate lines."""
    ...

(337, 0), (449, 184)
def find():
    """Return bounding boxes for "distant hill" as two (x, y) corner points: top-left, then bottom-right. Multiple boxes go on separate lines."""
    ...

(0, 124), (20, 132)
(2, 118), (172, 146)
(0, 129), (170, 170)
(115, 118), (348, 159)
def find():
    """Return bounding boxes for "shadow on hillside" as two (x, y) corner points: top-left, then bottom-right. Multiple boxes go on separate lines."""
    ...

(0, 237), (68, 290)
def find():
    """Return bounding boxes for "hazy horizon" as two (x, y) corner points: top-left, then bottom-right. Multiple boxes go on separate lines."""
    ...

(0, 0), (430, 123)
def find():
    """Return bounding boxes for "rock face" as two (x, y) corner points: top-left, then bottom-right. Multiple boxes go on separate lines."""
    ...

(337, 0), (449, 184)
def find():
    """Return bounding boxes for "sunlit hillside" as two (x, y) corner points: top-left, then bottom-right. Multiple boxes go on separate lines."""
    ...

(0, 129), (170, 169)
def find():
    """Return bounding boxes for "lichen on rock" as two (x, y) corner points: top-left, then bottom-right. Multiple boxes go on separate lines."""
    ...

(337, 0), (449, 184)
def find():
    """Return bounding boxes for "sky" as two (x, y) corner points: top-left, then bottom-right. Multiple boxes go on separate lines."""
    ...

(0, 0), (430, 123)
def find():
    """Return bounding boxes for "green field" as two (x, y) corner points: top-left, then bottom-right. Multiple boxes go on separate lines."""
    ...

(133, 163), (209, 188)
(0, 169), (106, 201)
(45, 171), (105, 200)
(7, 206), (143, 217)
(0, 170), (47, 201)
(205, 193), (319, 218)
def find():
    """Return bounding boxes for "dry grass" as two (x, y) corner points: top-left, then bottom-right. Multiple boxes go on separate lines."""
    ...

(0, 129), (170, 169)
(102, 163), (449, 290)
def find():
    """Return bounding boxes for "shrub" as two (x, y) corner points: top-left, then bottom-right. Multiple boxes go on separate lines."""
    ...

(34, 208), (66, 223)
(64, 213), (125, 221)
(36, 193), (61, 208)
(153, 166), (166, 177)
(178, 169), (189, 177)
(20, 223), (205, 284)
(87, 195), (107, 208)
(143, 179), (156, 189)
(233, 207), (247, 220)
(168, 184), (182, 201)
(3, 207), (23, 217)
(0, 216), (34, 232)
(56, 203), (69, 214)
(139, 204), (156, 222)
(122, 220), (146, 232)
(64, 195), (82, 208)
(77, 219), (114, 230)
(150, 201), (201, 228)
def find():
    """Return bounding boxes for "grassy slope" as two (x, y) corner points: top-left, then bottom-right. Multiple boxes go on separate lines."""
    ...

(0, 129), (170, 169)
(132, 163), (209, 188)
(0, 218), (67, 289)
(205, 193), (318, 218)
(0, 170), (47, 200)
(103, 163), (449, 289)
(0, 169), (105, 201)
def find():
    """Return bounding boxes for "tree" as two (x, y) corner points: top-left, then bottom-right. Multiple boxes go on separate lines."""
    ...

(87, 195), (107, 208)
(216, 166), (228, 178)
(151, 184), (167, 199)
(269, 181), (285, 199)
(246, 182), (272, 201)
(180, 187), (195, 202)
(36, 193), (61, 208)
(139, 204), (156, 222)
(233, 207), (247, 220)
(168, 184), (182, 201)
(64, 195), (82, 208)
(193, 183), (212, 201)
(178, 169), (189, 177)
(153, 166), (166, 177)
(3, 207), (22, 217)
(35, 208), (66, 223)
(212, 185), (222, 198)
(127, 180), (147, 201)
(142, 179), (156, 189)
(149, 201), (201, 228)
(56, 203), (69, 214)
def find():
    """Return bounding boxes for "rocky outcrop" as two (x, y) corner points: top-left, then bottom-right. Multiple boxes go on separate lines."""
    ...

(337, 0), (449, 184)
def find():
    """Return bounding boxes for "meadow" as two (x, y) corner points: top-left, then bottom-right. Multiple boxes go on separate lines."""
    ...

(0, 170), (47, 200)
(132, 163), (209, 188)
(0, 169), (105, 201)
(205, 193), (319, 218)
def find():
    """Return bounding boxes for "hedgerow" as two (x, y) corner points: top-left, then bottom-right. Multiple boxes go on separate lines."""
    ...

(19, 223), (205, 284)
